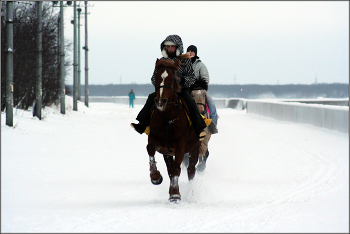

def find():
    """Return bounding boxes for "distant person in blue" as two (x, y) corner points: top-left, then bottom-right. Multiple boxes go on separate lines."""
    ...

(128, 89), (135, 108)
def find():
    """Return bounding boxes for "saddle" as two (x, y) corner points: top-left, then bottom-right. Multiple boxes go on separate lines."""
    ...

(144, 97), (211, 135)
(180, 98), (211, 127)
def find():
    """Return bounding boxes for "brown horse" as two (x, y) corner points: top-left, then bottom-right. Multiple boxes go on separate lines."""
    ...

(183, 89), (211, 171)
(147, 58), (201, 202)
(191, 89), (211, 171)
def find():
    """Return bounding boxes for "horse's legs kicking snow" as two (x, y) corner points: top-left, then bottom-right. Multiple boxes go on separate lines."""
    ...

(147, 144), (163, 185)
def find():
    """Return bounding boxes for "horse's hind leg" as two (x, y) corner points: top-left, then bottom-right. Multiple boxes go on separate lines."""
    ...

(147, 144), (163, 185)
(182, 153), (190, 168)
(197, 133), (210, 172)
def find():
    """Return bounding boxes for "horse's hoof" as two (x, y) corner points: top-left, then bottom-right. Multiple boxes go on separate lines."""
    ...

(151, 174), (163, 185)
(169, 194), (181, 202)
(182, 154), (189, 168)
(197, 161), (206, 171)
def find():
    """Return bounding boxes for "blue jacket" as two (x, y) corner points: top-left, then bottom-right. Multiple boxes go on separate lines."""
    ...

(128, 92), (135, 100)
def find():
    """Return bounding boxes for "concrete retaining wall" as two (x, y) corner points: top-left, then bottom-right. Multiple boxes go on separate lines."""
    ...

(282, 99), (349, 106)
(245, 100), (349, 134)
(79, 96), (349, 134)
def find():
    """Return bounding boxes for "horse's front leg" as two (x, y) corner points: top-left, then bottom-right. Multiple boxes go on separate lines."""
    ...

(163, 155), (174, 178)
(168, 141), (186, 202)
(147, 141), (163, 185)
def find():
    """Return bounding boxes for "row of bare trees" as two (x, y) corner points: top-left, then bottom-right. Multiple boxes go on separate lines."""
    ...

(1, 1), (72, 111)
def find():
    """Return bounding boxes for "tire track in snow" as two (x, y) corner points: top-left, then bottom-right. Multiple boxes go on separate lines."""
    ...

(179, 109), (347, 230)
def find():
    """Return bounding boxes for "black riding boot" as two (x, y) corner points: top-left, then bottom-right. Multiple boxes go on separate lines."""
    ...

(131, 92), (156, 134)
(179, 90), (207, 139)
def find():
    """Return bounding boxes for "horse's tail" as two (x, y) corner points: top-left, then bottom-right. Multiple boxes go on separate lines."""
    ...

(175, 52), (192, 67)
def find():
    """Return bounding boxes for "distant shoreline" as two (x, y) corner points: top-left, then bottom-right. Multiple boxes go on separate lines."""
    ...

(68, 83), (349, 99)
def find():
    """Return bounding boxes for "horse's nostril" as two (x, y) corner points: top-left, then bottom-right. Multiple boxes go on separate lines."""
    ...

(162, 99), (167, 104)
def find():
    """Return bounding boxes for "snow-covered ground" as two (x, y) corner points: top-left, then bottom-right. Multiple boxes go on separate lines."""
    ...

(1, 96), (349, 232)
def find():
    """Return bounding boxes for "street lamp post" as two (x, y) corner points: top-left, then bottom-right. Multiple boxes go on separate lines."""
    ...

(6, 1), (14, 126)
(59, 1), (65, 114)
(34, 1), (43, 120)
(53, 1), (73, 114)
(84, 1), (89, 107)
(72, 2), (78, 111)
(77, 7), (82, 101)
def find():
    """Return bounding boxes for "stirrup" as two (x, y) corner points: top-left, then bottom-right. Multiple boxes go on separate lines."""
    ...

(198, 131), (206, 141)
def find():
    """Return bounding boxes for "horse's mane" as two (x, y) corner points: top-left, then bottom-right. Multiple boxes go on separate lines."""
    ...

(155, 59), (179, 71)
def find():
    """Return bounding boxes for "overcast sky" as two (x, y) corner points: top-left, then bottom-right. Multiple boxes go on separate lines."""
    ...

(62, 1), (349, 85)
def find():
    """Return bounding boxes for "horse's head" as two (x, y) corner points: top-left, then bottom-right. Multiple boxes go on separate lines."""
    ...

(154, 59), (181, 111)
(191, 89), (207, 115)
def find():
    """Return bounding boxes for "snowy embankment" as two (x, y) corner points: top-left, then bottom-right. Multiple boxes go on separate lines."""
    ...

(1, 96), (349, 232)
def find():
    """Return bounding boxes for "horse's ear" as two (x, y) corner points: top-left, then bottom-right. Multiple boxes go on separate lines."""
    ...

(155, 58), (160, 69)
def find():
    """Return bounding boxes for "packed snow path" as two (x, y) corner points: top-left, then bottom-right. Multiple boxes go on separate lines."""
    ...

(1, 99), (349, 232)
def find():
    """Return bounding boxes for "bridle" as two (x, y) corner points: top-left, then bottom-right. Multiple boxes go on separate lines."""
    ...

(154, 66), (179, 95)
(154, 65), (182, 153)
(154, 66), (181, 107)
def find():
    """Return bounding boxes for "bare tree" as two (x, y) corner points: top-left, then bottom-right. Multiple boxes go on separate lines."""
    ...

(1, 1), (72, 111)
